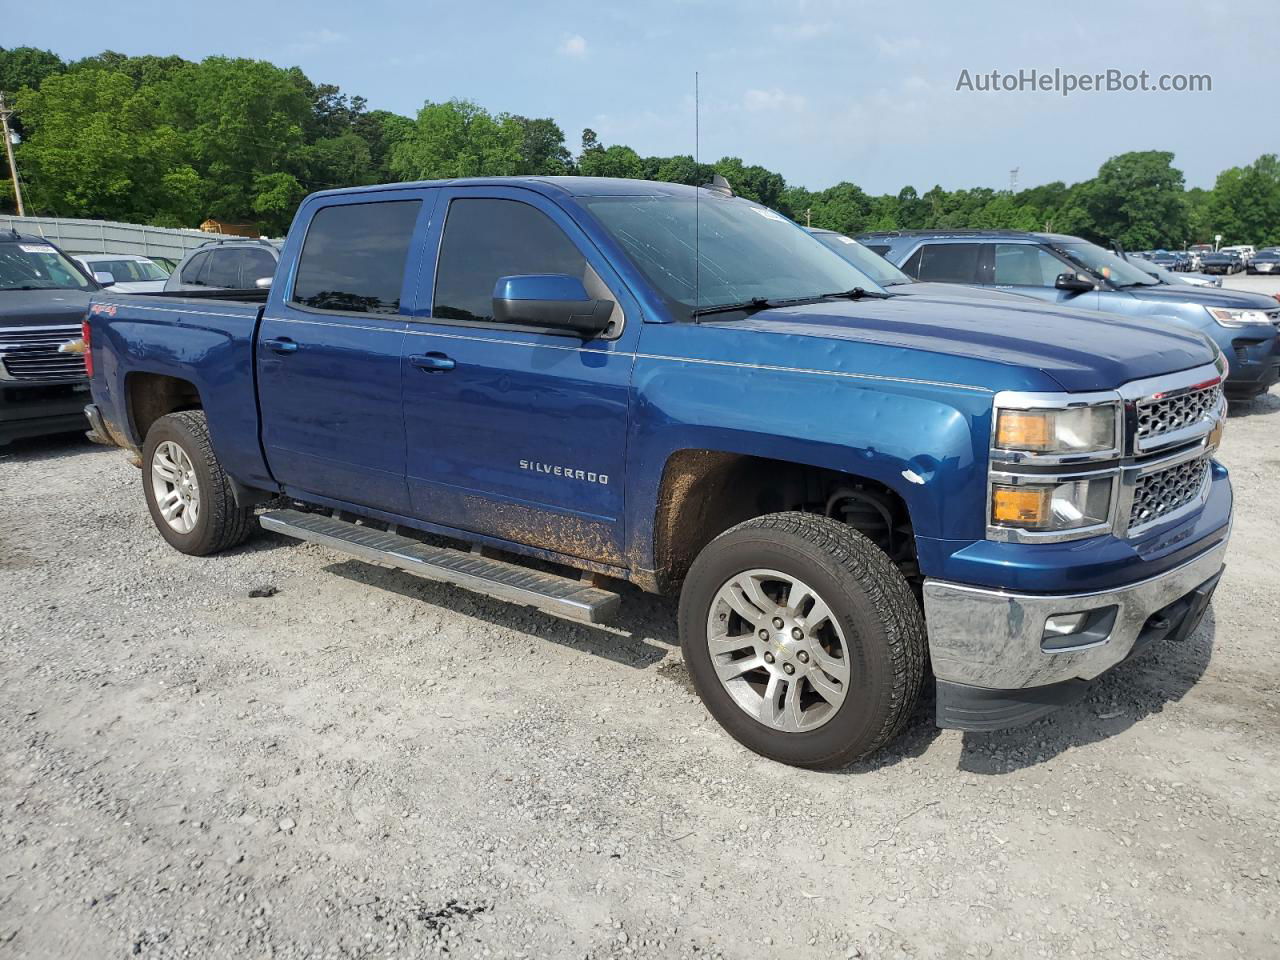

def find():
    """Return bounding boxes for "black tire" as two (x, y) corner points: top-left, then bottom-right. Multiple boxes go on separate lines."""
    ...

(142, 410), (255, 556)
(678, 512), (925, 769)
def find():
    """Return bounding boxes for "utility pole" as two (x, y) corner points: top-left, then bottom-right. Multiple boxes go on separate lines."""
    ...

(806, 207), (811, 228)
(0, 93), (25, 217)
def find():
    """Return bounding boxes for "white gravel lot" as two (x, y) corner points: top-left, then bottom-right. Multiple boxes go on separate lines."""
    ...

(1, 391), (1278, 960)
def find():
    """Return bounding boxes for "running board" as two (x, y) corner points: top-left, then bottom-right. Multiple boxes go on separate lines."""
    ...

(259, 509), (621, 624)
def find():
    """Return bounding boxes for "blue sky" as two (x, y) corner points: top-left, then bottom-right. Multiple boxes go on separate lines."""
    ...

(7, 0), (1277, 193)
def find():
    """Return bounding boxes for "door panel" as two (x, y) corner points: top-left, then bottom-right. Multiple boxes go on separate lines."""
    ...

(257, 191), (437, 515)
(400, 187), (637, 564)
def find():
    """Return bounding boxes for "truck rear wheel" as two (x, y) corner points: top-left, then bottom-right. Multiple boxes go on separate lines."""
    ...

(142, 410), (254, 556)
(678, 512), (925, 769)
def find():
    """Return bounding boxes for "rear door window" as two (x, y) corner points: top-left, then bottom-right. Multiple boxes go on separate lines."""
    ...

(237, 247), (277, 287)
(292, 200), (422, 314)
(204, 250), (241, 288)
(913, 243), (981, 283)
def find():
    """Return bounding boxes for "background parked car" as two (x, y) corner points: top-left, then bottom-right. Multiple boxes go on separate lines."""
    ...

(806, 228), (1032, 301)
(0, 232), (95, 445)
(1201, 251), (1242, 274)
(1221, 244), (1255, 267)
(1246, 249), (1280, 274)
(858, 229), (1280, 399)
(1130, 257), (1223, 287)
(164, 238), (281, 293)
(73, 253), (170, 292)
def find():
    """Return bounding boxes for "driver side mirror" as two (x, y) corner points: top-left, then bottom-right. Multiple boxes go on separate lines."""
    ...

(492, 274), (614, 336)
(93, 271), (116, 287)
(1055, 272), (1094, 293)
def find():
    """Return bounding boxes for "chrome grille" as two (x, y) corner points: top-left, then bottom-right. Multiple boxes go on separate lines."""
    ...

(1135, 382), (1221, 444)
(1130, 456), (1210, 530)
(0, 325), (86, 382)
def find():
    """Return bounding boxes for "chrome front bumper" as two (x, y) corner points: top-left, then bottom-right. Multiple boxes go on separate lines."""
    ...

(923, 537), (1228, 691)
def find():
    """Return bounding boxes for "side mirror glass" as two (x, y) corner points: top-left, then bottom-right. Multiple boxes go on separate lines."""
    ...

(254, 276), (273, 289)
(93, 271), (116, 287)
(1054, 272), (1094, 293)
(492, 274), (614, 335)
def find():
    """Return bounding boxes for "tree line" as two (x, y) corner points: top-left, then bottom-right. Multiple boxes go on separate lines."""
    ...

(2, 46), (1278, 246)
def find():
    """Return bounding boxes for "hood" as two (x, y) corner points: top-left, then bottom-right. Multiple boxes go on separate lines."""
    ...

(0, 289), (94, 328)
(1120, 283), (1280, 311)
(889, 281), (1034, 302)
(714, 296), (1214, 393)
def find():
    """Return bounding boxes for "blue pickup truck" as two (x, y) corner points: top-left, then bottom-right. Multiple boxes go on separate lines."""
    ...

(83, 177), (1232, 768)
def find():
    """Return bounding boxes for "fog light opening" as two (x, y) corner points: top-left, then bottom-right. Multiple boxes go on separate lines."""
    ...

(1043, 612), (1089, 638)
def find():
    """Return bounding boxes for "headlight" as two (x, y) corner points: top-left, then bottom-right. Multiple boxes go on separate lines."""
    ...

(994, 404), (1117, 455)
(990, 476), (1113, 533)
(1207, 306), (1270, 328)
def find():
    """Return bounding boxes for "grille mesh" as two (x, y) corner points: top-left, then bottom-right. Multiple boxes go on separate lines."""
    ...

(1136, 383), (1221, 444)
(0, 326), (85, 382)
(1130, 456), (1210, 530)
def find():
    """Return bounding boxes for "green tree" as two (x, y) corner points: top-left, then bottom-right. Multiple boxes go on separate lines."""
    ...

(1076, 151), (1189, 248)
(390, 99), (527, 180)
(1203, 155), (1280, 247)
(577, 144), (645, 179)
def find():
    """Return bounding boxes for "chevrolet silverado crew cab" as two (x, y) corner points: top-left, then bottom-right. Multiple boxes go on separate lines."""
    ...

(859, 229), (1280, 401)
(1, 232), (94, 445)
(83, 178), (1232, 769)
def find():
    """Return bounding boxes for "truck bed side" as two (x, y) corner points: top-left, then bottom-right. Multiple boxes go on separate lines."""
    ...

(88, 291), (275, 491)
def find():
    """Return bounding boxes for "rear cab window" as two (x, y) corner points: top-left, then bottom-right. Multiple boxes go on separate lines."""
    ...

(291, 200), (422, 314)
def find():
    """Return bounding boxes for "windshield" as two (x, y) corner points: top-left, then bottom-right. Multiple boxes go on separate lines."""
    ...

(583, 194), (884, 319)
(86, 258), (169, 282)
(810, 232), (912, 286)
(1055, 240), (1158, 287)
(0, 241), (95, 292)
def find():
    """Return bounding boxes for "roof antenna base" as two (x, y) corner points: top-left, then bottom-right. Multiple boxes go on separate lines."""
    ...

(702, 174), (733, 197)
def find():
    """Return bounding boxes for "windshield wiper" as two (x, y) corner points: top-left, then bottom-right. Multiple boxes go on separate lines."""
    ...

(820, 286), (892, 300)
(690, 297), (780, 318)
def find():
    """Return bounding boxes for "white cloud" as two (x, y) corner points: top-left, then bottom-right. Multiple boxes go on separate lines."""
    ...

(743, 88), (807, 112)
(874, 34), (921, 57)
(558, 34), (588, 57)
(302, 28), (347, 46)
(771, 21), (830, 41)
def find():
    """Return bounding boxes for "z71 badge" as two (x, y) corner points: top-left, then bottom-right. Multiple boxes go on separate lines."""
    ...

(520, 460), (609, 485)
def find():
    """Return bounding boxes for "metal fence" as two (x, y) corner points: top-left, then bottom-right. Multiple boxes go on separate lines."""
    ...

(0, 215), (224, 259)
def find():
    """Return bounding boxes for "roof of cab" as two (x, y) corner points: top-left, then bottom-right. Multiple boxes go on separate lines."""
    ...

(305, 176), (717, 202)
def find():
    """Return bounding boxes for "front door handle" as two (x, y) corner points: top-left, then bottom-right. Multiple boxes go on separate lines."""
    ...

(409, 352), (455, 372)
(262, 337), (298, 355)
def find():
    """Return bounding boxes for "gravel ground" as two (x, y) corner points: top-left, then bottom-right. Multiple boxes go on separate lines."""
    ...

(1, 393), (1278, 960)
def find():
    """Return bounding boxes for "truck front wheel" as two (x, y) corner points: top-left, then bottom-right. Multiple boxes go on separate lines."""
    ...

(142, 410), (254, 556)
(678, 512), (925, 769)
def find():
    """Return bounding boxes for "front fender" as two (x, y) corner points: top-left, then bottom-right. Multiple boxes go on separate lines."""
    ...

(624, 346), (992, 573)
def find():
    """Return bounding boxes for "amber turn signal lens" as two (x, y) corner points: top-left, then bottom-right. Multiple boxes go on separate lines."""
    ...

(995, 411), (1051, 451)
(991, 486), (1050, 526)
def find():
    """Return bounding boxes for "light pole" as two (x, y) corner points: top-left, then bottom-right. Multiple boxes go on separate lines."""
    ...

(0, 93), (25, 217)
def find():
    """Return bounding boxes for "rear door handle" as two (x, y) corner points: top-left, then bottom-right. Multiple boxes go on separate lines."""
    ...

(262, 337), (298, 355)
(409, 352), (455, 372)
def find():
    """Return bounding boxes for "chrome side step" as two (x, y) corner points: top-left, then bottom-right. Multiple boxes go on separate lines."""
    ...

(259, 509), (621, 624)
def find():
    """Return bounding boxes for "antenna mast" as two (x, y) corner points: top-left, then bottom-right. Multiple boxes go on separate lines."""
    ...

(694, 71), (700, 321)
